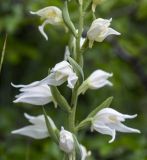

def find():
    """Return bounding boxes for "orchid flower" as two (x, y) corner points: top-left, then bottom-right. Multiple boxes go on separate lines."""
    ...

(78, 69), (112, 95)
(91, 108), (140, 143)
(12, 113), (56, 139)
(87, 18), (121, 48)
(12, 84), (56, 106)
(30, 6), (63, 40)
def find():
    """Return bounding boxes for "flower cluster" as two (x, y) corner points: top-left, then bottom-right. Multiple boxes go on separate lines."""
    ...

(11, 1), (140, 160)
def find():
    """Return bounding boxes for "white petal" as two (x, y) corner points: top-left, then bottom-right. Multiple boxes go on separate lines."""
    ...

(122, 114), (138, 120)
(38, 23), (48, 40)
(11, 81), (40, 89)
(89, 80), (112, 89)
(80, 145), (91, 160)
(92, 123), (116, 143)
(24, 113), (56, 130)
(24, 113), (42, 124)
(108, 122), (140, 133)
(30, 6), (62, 18)
(11, 125), (49, 139)
(20, 85), (51, 94)
(80, 37), (86, 48)
(52, 61), (71, 72)
(96, 108), (137, 122)
(13, 94), (51, 105)
(67, 73), (78, 89)
(102, 28), (121, 40)
(30, 11), (36, 15)
(39, 73), (67, 86)
(88, 70), (113, 89)
(89, 70), (113, 81)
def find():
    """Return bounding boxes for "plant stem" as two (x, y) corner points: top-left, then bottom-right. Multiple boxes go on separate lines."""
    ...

(68, 86), (78, 133)
(68, 0), (84, 134)
(76, 1), (84, 67)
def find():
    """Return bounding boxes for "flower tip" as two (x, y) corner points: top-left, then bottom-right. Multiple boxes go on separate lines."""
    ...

(38, 26), (48, 41)
(11, 82), (16, 87)
(110, 73), (113, 77)
(11, 130), (17, 134)
(13, 99), (18, 103)
(117, 32), (121, 36)
(24, 113), (30, 119)
(30, 11), (36, 15)
(61, 126), (64, 131)
(132, 114), (138, 118)
(137, 130), (141, 134)
(109, 18), (112, 22)
(108, 137), (115, 143)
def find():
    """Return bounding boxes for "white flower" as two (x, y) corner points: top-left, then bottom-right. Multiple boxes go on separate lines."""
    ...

(12, 83), (55, 106)
(78, 69), (112, 95)
(12, 61), (78, 92)
(30, 6), (63, 40)
(91, 108), (140, 143)
(87, 70), (113, 89)
(80, 145), (91, 160)
(87, 18), (121, 48)
(38, 60), (78, 89)
(11, 113), (56, 139)
(59, 127), (74, 153)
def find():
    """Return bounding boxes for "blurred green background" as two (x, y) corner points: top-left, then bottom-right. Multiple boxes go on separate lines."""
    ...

(0, 0), (147, 159)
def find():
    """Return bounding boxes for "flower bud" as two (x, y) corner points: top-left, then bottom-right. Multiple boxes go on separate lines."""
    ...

(59, 127), (74, 153)
(78, 69), (112, 95)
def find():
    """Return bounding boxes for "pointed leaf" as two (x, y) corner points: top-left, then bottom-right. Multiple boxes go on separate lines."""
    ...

(87, 96), (113, 118)
(42, 107), (59, 144)
(68, 56), (84, 84)
(62, 1), (77, 38)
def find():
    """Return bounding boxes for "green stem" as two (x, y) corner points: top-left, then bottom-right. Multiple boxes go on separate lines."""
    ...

(76, 1), (84, 67)
(68, 0), (84, 134)
(68, 86), (78, 133)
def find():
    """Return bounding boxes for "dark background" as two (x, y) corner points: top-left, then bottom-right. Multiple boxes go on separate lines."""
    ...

(0, 0), (147, 159)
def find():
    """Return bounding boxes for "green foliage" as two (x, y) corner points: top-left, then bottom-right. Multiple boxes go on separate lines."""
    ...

(0, 0), (147, 160)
